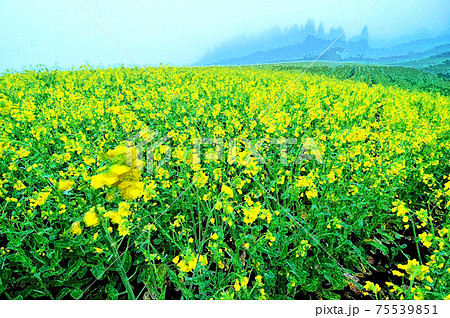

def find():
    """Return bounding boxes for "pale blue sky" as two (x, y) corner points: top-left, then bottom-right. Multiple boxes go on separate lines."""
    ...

(1, 0), (449, 71)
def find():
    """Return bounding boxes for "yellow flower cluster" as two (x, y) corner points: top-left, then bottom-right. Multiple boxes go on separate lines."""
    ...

(90, 146), (144, 201)
(172, 250), (208, 272)
(295, 240), (311, 257)
(363, 281), (381, 296)
(103, 202), (132, 236)
(396, 259), (430, 281)
(242, 202), (271, 224)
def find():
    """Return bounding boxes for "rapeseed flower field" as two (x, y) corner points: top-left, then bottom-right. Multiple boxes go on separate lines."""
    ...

(0, 65), (449, 300)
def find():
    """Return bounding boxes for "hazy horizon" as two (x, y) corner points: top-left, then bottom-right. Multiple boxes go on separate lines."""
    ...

(1, 0), (449, 72)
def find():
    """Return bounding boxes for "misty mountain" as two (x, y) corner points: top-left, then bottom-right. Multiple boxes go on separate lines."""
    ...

(195, 21), (450, 66)
(197, 20), (349, 65)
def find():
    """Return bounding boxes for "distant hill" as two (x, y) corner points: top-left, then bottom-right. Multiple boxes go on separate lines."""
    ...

(394, 51), (450, 79)
(195, 22), (450, 67)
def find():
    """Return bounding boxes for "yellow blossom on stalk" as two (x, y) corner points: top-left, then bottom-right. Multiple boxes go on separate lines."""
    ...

(193, 170), (208, 188)
(416, 208), (428, 227)
(173, 250), (208, 272)
(94, 247), (103, 253)
(243, 202), (263, 224)
(84, 207), (100, 227)
(221, 185), (233, 198)
(71, 221), (82, 235)
(173, 215), (185, 227)
(418, 232), (433, 248)
(210, 233), (219, 240)
(265, 231), (276, 245)
(58, 180), (75, 191)
(240, 277), (249, 289)
(234, 279), (241, 291)
(118, 181), (144, 201)
(392, 201), (409, 217)
(397, 259), (429, 281)
(105, 145), (127, 159)
(104, 210), (122, 224)
(14, 180), (26, 191)
(215, 201), (223, 210)
(35, 192), (50, 206)
(363, 281), (381, 295)
(410, 287), (424, 300)
(91, 172), (118, 189)
(118, 222), (130, 236)
(255, 275), (263, 286)
(392, 270), (404, 277)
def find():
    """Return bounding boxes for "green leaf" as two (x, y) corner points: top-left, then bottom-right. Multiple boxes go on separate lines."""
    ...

(56, 287), (70, 300)
(77, 264), (88, 279)
(91, 263), (106, 280)
(106, 284), (119, 300)
(364, 238), (389, 256)
(70, 288), (83, 300)
(304, 278), (321, 292)
(156, 264), (167, 284)
(67, 259), (85, 277)
(120, 251), (132, 274)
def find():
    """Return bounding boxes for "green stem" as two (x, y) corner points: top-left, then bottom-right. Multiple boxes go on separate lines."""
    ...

(102, 223), (136, 300)
(410, 217), (423, 264)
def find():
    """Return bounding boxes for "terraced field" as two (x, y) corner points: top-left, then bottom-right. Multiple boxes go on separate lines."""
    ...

(258, 63), (450, 96)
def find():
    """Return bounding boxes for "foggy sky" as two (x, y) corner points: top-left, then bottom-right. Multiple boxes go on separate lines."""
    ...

(1, 0), (449, 72)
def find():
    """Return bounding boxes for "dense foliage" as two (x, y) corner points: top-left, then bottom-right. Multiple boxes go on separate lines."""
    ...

(0, 65), (449, 299)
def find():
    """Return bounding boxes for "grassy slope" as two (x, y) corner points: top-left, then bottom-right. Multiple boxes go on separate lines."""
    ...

(252, 62), (450, 96)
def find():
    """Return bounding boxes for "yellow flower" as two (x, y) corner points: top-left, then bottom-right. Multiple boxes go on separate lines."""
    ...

(118, 222), (130, 236)
(174, 251), (208, 272)
(364, 281), (381, 294)
(211, 233), (219, 240)
(105, 210), (122, 224)
(91, 173), (118, 189)
(35, 192), (50, 206)
(58, 180), (75, 191)
(14, 180), (26, 191)
(84, 207), (100, 227)
(398, 259), (429, 281)
(119, 181), (144, 201)
(71, 221), (82, 235)
(105, 145), (127, 159)
(234, 279), (241, 291)
(240, 277), (249, 288)
(109, 164), (131, 176)
(94, 247), (103, 253)
(221, 185), (233, 198)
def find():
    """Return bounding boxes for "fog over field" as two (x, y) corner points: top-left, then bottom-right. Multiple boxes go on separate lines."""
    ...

(1, 0), (449, 71)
